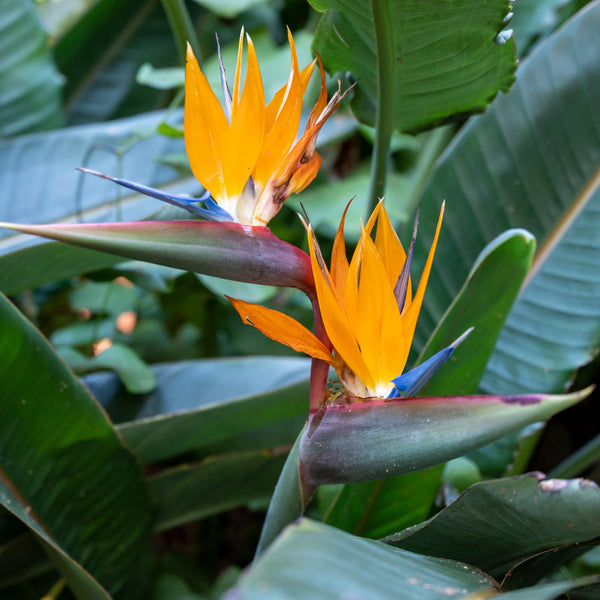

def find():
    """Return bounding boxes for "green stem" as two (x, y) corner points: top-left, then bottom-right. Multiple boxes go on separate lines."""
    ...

(549, 432), (600, 479)
(161, 0), (202, 66)
(367, 0), (395, 215)
(254, 425), (316, 559)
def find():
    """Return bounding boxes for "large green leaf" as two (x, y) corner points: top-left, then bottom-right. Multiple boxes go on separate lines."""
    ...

(150, 449), (287, 531)
(387, 474), (600, 585)
(0, 292), (153, 597)
(230, 518), (499, 599)
(418, 229), (536, 396)
(98, 357), (310, 464)
(310, 0), (516, 133)
(510, 0), (574, 57)
(0, 110), (194, 254)
(319, 466), (443, 540)
(0, 0), (63, 136)
(299, 388), (590, 486)
(40, 0), (177, 124)
(411, 1), (600, 394)
(0, 242), (124, 295)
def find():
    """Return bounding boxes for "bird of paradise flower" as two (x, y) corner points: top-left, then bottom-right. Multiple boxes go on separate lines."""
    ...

(229, 201), (471, 403)
(80, 28), (347, 226)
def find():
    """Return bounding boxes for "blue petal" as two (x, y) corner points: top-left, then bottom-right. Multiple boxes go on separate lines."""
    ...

(77, 168), (234, 222)
(387, 327), (474, 399)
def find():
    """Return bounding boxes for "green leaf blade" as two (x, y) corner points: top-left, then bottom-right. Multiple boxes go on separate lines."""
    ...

(411, 1), (600, 395)
(0, 0), (64, 136)
(0, 292), (153, 597)
(311, 0), (517, 133)
(230, 519), (498, 600)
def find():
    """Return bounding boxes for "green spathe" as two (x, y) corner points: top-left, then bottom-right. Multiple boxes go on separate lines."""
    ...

(299, 389), (592, 486)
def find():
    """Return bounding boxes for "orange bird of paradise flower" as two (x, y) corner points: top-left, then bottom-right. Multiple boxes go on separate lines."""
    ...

(78, 28), (346, 226)
(229, 201), (470, 402)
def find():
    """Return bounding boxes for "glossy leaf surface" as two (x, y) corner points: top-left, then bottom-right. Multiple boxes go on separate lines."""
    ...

(0, 0), (63, 136)
(94, 357), (311, 464)
(228, 519), (498, 599)
(417, 229), (536, 396)
(299, 389), (590, 486)
(0, 292), (153, 597)
(388, 474), (600, 586)
(310, 0), (516, 133)
(151, 450), (287, 531)
(412, 2), (600, 394)
(319, 466), (443, 539)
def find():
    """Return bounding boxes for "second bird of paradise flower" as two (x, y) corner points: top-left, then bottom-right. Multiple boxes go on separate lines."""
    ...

(230, 202), (450, 401)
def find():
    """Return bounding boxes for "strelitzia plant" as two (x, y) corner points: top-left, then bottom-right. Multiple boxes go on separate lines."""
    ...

(0, 11), (596, 596)
(80, 28), (345, 226)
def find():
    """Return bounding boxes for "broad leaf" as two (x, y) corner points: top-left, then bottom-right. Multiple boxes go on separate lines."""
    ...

(0, 242), (124, 295)
(319, 466), (443, 540)
(229, 518), (498, 599)
(0, 0), (63, 136)
(387, 474), (600, 585)
(417, 229), (536, 396)
(253, 430), (306, 559)
(0, 110), (194, 255)
(87, 357), (311, 464)
(412, 1), (600, 395)
(150, 450), (288, 531)
(47, 0), (177, 124)
(299, 388), (590, 486)
(310, 0), (516, 133)
(0, 292), (153, 597)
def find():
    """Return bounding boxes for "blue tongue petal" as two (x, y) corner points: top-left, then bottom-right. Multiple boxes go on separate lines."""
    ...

(388, 327), (474, 399)
(77, 167), (234, 222)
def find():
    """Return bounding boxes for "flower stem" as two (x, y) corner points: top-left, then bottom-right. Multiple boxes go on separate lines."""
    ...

(161, 0), (202, 66)
(367, 0), (395, 215)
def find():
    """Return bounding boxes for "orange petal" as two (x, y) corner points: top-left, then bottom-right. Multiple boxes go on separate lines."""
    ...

(374, 204), (409, 291)
(184, 44), (229, 200)
(225, 34), (266, 198)
(330, 202), (351, 302)
(306, 55), (328, 130)
(228, 296), (333, 364)
(307, 226), (373, 389)
(404, 202), (445, 343)
(254, 28), (306, 186)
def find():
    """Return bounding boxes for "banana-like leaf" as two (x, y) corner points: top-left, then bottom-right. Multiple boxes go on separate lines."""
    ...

(417, 229), (536, 396)
(150, 449), (288, 532)
(230, 518), (499, 599)
(0, 0), (63, 136)
(299, 388), (591, 486)
(412, 1), (600, 395)
(310, 0), (516, 133)
(0, 292), (153, 597)
(387, 474), (600, 587)
(0, 220), (314, 293)
(94, 357), (311, 464)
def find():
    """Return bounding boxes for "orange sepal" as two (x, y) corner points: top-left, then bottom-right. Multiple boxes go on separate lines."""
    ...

(228, 296), (333, 364)
(184, 43), (229, 201)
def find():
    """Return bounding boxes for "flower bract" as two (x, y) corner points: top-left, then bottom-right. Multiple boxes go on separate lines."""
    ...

(230, 201), (467, 401)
